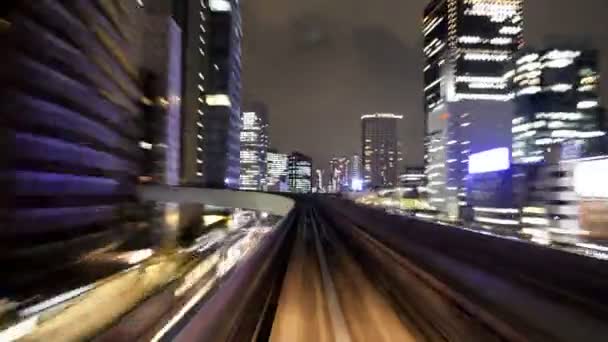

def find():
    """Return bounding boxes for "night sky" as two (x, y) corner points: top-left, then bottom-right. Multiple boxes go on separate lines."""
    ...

(242, 0), (608, 170)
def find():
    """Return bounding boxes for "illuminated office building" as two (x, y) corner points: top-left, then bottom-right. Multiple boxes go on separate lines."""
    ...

(329, 157), (351, 192)
(239, 107), (268, 191)
(313, 169), (325, 193)
(423, 0), (523, 219)
(514, 138), (608, 244)
(179, 0), (242, 188)
(288, 152), (313, 194)
(467, 148), (520, 229)
(511, 48), (604, 165)
(140, 8), (182, 187)
(350, 154), (363, 191)
(400, 167), (426, 189)
(266, 149), (288, 192)
(361, 114), (403, 188)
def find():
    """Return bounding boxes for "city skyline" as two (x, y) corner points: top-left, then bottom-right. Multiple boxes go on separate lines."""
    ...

(242, 0), (608, 169)
(2, 2), (608, 340)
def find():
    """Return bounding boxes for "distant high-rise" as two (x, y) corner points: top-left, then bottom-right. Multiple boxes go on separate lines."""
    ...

(288, 152), (312, 193)
(350, 154), (363, 190)
(239, 106), (269, 190)
(329, 157), (350, 192)
(179, 0), (242, 188)
(512, 48), (604, 164)
(423, 0), (524, 220)
(266, 149), (288, 192)
(314, 169), (325, 193)
(361, 114), (403, 188)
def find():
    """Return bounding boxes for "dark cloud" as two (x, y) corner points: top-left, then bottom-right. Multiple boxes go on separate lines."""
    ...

(242, 0), (608, 170)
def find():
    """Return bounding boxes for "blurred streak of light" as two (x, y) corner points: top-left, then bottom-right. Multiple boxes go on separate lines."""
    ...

(165, 207), (180, 229)
(0, 315), (39, 341)
(150, 277), (218, 342)
(16, 257), (183, 341)
(122, 249), (154, 265)
(217, 227), (272, 277)
(217, 240), (247, 277)
(531, 237), (551, 246)
(19, 284), (95, 318)
(576, 243), (608, 253)
(203, 214), (228, 226)
(175, 252), (220, 297)
(186, 230), (227, 253)
(78, 241), (124, 262)
(549, 228), (590, 236)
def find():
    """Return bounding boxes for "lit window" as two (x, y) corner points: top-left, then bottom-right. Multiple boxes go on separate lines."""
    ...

(206, 94), (232, 107)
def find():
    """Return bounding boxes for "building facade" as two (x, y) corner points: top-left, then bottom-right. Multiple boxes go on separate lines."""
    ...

(361, 113), (403, 188)
(512, 48), (604, 164)
(518, 139), (608, 245)
(266, 149), (288, 192)
(179, 0), (242, 188)
(288, 152), (312, 193)
(350, 154), (363, 190)
(329, 157), (351, 193)
(0, 1), (145, 257)
(313, 169), (325, 193)
(140, 10), (182, 186)
(400, 167), (426, 188)
(423, 0), (524, 220)
(239, 107), (268, 190)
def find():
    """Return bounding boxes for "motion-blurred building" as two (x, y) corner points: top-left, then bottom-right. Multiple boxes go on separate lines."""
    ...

(505, 46), (607, 237)
(361, 113), (403, 189)
(466, 148), (520, 230)
(266, 149), (288, 192)
(399, 167), (426, 189)
(178, 0), (242, 188)
(0, 2), (146, 260)
(511, 48), (604, 164)
(288, 152), (312, 194)
(140, 7), (183, 186)
(239, 105), (268, 191)
(517, 137), (608, 245)
(423, 0), (524, 220)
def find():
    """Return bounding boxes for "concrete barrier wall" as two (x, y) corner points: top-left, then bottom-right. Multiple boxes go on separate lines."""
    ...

(138, 186), (296, 217)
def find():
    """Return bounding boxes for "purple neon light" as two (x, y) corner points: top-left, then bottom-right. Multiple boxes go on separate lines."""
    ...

(468, 148), (510, 174)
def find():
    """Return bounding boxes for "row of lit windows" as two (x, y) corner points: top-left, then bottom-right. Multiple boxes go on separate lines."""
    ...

(196, 1), (208, 176)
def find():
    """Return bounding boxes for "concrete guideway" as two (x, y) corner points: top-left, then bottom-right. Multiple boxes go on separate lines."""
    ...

(271, 206), (419, 342)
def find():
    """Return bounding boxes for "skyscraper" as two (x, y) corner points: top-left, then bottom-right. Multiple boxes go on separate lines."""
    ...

(423, 0), (523, 220)
(361, 114), (403, 188)
(288, 152), (313, 193)
(350, 154), (363, 190)
(313, 169), (325, 193)
(329, 157), (350, 192)
(239, 106), (269, 191)
(266, 149), (288, 192)
(179, 0), (242, 188)
(140, 7), (182, 186)
(512, 48), (604, 164)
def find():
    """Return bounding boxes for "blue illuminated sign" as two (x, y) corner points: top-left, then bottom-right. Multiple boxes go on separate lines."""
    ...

(468, 148), (510, 174)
